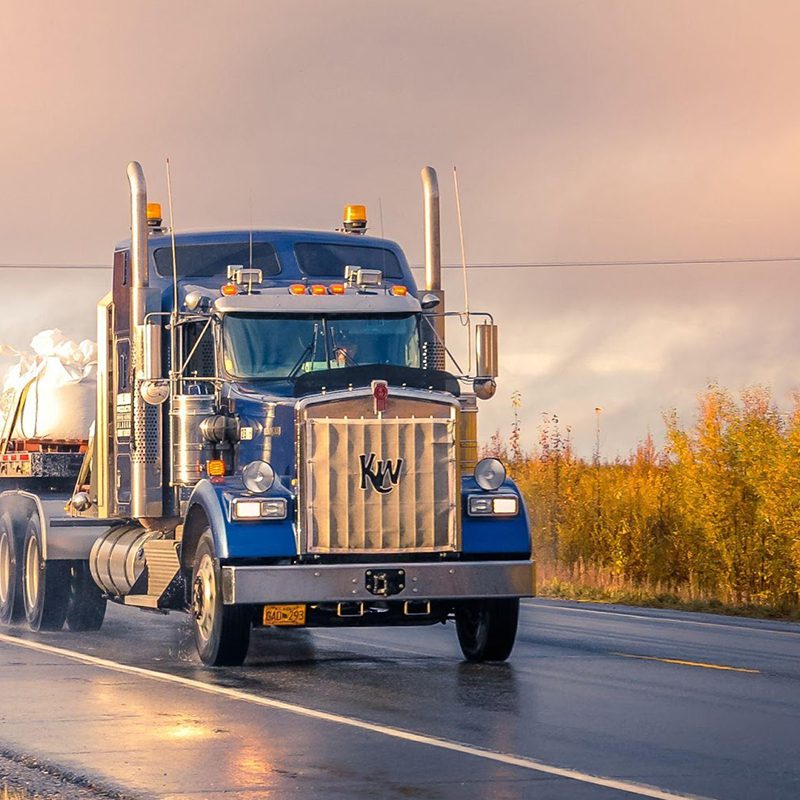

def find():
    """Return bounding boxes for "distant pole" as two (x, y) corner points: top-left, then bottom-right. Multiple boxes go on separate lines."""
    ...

(593, 407), (602, 467)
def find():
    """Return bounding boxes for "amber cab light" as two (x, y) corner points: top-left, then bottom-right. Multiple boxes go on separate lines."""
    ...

(391, 285), (408, 297)
(221, 283), (238, 296)
(329, 283), (345, 295)
(289, 284), (306, 295)
(310, 284), (327, 295)
(207, 459), (226, 477)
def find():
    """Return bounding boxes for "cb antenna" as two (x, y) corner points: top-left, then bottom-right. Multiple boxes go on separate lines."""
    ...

(166, 158), (180, 385)
(453, 165), (472, 373)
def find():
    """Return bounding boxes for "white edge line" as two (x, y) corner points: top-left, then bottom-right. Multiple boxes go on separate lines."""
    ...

(525, 601), (800, 636)
(0, 632), (713, 800)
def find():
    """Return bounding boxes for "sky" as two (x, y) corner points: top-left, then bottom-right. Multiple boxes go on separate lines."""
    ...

(2, 0), (800, 457)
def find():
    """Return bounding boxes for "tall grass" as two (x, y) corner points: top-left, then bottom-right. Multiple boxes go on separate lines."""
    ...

(486, 385), (800, 611)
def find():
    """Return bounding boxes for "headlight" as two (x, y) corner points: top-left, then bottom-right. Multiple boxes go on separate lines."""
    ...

(474, 457), (506, 491)
(467, 494), (519, 516)
(231, 497), (288, 521)
(242, 460), (275, 494)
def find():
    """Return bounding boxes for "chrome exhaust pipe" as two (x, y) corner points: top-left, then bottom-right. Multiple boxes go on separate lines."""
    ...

(127, 161), (162, 519)
(127, 162), (149, 326)
(421, 166), (445, 368)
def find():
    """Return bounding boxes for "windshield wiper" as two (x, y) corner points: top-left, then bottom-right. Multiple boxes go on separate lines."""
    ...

(287, 323), (321, 379)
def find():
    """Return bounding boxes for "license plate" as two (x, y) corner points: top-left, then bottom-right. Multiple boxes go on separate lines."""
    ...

(263, 604), (306, 626)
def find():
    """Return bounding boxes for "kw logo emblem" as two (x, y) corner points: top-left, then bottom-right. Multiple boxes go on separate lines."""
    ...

(359, 453), (404, 494)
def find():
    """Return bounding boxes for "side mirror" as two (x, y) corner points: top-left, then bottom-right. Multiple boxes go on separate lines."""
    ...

(142, 322), (162, 380)
(420, 292), (441, 310)
(475, 323), (499, 378)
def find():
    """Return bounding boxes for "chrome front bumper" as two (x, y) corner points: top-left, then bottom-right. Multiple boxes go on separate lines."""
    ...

(221, 560), (536, 605)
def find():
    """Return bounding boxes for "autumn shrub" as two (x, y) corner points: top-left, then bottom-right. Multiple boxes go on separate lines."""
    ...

(485, 385), (800, 610)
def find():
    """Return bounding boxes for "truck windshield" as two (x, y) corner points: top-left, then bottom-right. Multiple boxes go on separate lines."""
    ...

(222, 313), (420, 379)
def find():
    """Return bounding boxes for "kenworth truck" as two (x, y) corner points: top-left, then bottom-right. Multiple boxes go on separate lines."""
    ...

(0, 164), (534, 666)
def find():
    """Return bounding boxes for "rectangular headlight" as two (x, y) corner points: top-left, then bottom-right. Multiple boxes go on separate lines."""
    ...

(232, 499), (263, 520)
(231, 497), (288, 521)
(261, 498), (288, 519)
(467, 494), (519, 517)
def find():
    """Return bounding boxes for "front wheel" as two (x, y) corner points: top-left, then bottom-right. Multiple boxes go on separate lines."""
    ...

(455, 598), (520, 662)
(22, 516), (69, 632)
(0, 513), (23, 624)
(191, 531), (251, 666)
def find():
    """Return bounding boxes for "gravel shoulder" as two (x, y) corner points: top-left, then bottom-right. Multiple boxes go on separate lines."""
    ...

(0, 747), (141, 800)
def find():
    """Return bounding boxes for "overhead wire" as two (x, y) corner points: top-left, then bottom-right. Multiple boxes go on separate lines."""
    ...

(2, 255), (800, 271)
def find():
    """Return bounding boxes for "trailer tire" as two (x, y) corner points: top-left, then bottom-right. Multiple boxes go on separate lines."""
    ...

(191, 531), (250, 667)
(0, 512), (23, 625)
(455, 598), (519, 662)
(66, 562), (106, 632)
(22, 515), (69, 632)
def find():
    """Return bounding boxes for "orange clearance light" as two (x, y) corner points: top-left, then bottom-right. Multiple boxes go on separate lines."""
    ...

(310, 284), (327, 295)
(146, 202), (163, 227)
(206, 459), (225, 477)
(329, 283), (345, 295)
(221, 283), (238, 296)
(391, 285), (408, 296)
(289, 284), (306, 295)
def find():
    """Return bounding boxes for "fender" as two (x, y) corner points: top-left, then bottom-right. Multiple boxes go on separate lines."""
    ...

(460, 477), (532, 556)
(184, 478), (297, 561)
(0, 491), (110, 562)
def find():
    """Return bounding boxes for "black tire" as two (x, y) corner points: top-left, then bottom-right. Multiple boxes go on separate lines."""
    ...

(66, 562), (107, 632)
(191, 531), (250, 666)
(0, 512), (23, 624)
(22, 515), (69, 632)
(455, 598), (520, 662)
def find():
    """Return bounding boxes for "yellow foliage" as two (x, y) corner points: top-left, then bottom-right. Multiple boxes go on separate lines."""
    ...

(487, 386), (800, 609)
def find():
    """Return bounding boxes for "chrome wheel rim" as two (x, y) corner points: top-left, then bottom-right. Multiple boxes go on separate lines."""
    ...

(0, 532), (11, 606)
(24, 535), (40, 613)
(193, 553), (216, 645)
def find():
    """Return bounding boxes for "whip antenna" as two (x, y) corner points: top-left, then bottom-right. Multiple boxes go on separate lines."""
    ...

(453, 166), (472, 372)
(166, 158), (180, 384)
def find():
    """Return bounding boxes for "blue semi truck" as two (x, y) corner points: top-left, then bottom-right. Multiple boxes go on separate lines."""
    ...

(0, 163), (534, 666)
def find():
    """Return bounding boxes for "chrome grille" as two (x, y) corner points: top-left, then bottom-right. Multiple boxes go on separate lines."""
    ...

(302, 415), (458, 554)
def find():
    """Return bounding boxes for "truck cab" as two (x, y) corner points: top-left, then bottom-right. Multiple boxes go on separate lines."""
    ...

(0, 164), (534, 666)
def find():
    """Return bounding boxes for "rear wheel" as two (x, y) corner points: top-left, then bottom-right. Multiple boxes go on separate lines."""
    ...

(191, 531), (250, 666)
(22, 516), (69, 632)
(66, 562), (106, 632)
(0, 513), (23, 624)
(455, 598), (520, 662)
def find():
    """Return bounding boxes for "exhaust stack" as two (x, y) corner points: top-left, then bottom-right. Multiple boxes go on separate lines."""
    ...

(421, 166), (445, 369)
(127, 161), (163, 519)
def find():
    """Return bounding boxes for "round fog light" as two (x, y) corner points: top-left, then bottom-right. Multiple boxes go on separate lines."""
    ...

(474, 457), (506, 491)
(242, 460), (275, 494)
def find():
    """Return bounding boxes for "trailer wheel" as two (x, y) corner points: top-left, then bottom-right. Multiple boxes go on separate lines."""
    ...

(22, 516), (69, 632)
(191, 531), (250, 666)
(66, 562), (106, 632)
(455, 598), (520, 662)
(0, 512), (23, 625)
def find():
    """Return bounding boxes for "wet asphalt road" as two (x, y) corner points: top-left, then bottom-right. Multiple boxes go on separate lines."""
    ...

(1, 599), (799, 799)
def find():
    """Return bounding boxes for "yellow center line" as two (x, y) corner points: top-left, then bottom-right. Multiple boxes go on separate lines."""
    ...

(612, 652), (760, 673)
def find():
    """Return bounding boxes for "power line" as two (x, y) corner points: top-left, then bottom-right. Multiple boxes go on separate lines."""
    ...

(411, 256), (800, 270)
(2, 255), (800, 271)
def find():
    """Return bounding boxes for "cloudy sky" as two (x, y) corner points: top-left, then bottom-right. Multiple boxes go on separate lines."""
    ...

(2, 0), (799, 457)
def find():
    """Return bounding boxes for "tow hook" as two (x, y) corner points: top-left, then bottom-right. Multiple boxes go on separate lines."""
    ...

(365, 569), (405, 597)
